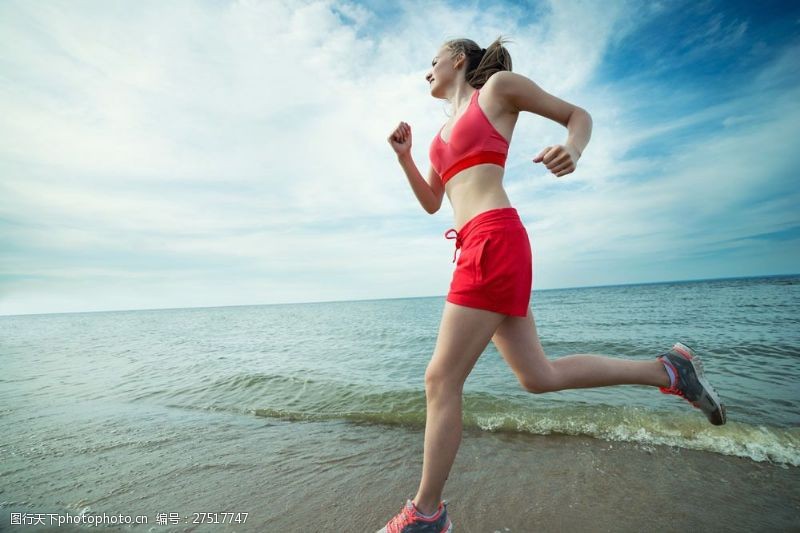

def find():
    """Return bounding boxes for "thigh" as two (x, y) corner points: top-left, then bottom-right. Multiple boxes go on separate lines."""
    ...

(427, 301), (508, 387)
(491, 306), (550, 383)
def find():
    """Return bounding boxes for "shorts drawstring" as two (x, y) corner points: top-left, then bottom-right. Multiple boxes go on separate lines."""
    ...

(445, 208), (521, 264)
(444, 228), (462, 263)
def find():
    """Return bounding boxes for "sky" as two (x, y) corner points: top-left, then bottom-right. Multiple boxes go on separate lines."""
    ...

(1, 0), (799, 316)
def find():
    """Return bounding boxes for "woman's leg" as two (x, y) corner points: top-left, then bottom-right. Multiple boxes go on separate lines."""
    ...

(412, 301), (508, 516)
(491, 306), (671, 392)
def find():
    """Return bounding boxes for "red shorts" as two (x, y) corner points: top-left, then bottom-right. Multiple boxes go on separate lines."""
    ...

(444, 207), (533, 317)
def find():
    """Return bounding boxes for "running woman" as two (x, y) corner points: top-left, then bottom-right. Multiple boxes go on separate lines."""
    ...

(380, 36), (726, 533)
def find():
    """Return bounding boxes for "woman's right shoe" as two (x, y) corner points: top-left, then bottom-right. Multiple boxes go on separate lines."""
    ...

(658, 342), (727, 425)
(376, 499), (453, 533)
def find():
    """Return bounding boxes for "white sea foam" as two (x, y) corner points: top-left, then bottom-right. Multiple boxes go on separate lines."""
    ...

(470, 407), (800, 466)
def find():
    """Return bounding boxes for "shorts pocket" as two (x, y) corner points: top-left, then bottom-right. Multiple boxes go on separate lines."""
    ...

(473, 237), (490, 283)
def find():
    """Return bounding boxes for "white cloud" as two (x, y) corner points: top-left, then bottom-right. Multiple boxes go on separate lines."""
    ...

(0, 0), (797, 315)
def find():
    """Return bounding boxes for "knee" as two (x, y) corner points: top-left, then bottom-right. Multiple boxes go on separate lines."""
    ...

(521, 379), (551, 394)
(424, 366), (462, 399)
(520, 364), (558, 394)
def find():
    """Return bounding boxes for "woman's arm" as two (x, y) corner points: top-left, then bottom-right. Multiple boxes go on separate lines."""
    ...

(388, 120), (444, 213)
(492, 71), (593, 177)
(397, 152), (444, 214)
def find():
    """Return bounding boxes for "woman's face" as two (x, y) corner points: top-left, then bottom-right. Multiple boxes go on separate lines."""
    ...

(425, 46), (463, 98)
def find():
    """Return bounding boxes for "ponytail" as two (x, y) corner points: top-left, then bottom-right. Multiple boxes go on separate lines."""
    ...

(445, 35), (514, 89)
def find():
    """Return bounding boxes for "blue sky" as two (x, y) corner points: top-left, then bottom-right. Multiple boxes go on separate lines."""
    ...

(1, 0), (798, 315)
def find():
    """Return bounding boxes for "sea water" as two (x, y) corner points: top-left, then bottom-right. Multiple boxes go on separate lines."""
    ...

(2, 274), (798, 472)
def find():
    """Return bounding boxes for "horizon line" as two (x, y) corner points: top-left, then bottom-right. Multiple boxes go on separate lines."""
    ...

(2, 271), (798, 319)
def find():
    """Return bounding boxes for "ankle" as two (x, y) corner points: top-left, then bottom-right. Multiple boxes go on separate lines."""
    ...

(658, 356), (676, 388)
(411, 496), (440, 517)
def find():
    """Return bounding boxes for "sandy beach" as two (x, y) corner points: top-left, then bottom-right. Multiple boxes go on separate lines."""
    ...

(2, 411), (798, 532)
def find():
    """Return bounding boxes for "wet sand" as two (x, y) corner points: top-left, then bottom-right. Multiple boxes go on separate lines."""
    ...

(1, 404), (798, 532)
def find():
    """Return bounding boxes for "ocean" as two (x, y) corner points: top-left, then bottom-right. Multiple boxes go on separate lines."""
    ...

(1, 274), (798, 531)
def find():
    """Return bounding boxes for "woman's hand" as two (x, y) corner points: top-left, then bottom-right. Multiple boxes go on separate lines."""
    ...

(388, 121), (412, 157)
(533, 143), (581, 177)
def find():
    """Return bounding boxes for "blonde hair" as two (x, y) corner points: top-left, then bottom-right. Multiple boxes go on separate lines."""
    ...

(444, 35), (513, 89)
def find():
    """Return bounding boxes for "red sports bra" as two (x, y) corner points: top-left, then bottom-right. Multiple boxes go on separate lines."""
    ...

(429, 88), (510, 185)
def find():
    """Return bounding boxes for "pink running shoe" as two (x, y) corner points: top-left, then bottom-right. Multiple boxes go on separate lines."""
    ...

(376, 499), (453, 533)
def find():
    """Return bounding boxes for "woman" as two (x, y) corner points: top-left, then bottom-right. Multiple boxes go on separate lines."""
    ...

(380, 36), (726, 533)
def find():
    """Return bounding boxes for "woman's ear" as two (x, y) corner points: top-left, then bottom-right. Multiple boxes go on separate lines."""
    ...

(454, 52), (465, 70)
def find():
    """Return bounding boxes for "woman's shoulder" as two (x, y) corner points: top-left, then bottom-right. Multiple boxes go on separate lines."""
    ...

(483, 70), (530, 92)
(478, 71), (521, 117)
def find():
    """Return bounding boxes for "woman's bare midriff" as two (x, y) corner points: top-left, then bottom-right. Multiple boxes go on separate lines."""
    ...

(445, 163), (511, 231)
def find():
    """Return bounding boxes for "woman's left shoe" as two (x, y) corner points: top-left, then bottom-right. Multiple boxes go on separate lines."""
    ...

(658, 342), (727, 425)
(376, 499), (453, 533)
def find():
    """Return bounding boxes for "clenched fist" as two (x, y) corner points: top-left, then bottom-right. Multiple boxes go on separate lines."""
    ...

(388, 121), (412, 157)
(533, 143), (581, 177)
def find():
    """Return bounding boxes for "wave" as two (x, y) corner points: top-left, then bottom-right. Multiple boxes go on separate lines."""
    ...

(248, 392), (799, 467)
